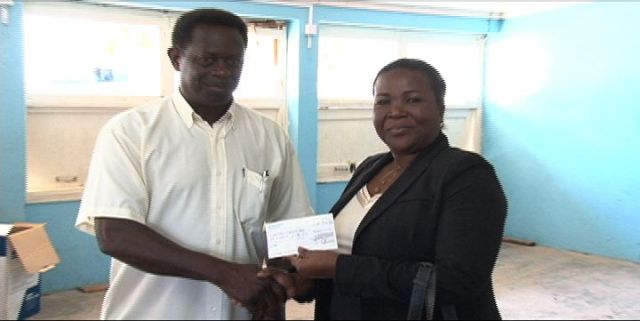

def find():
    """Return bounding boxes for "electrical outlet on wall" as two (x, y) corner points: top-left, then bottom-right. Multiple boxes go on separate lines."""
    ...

(0, 0), (13, 25)
(55, 176), (79, 184)
(318, 162), (356, 182)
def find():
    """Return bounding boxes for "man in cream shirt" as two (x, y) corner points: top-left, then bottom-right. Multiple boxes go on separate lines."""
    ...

(76, 8), (313, 320)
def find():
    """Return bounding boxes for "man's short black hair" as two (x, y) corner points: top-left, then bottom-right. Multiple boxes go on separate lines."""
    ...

(172, 8), (248, 49)
(373, 58), (447, 113)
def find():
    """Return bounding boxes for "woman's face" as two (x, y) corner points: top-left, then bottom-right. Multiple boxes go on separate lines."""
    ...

(373, 68), (443, 156)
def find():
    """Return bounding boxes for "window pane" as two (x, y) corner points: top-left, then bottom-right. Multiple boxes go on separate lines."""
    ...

(317, 26), (485, 180)
(24, 15), (162, 97)
(405, 35), (484, 106)
(235, 26), (286, 102)
(318, 25), (484, 107)
(171, 24), (288, 108)
(319, 26), (400, 102)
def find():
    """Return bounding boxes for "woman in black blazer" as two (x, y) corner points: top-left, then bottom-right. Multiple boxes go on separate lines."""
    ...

(260, 58), (507, 320)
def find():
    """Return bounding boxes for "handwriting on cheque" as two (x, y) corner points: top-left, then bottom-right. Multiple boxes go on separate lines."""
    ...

(265, 214), (338, 259)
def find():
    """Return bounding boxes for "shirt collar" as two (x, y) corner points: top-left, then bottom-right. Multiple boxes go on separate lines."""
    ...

(173, 90), (236, 129)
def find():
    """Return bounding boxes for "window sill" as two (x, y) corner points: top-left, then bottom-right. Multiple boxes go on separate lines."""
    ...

(27, 187), (84, 204)
(317, 177), (351, 184)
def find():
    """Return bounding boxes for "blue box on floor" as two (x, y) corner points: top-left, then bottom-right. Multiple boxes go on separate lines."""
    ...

(1, 223), (60, 320)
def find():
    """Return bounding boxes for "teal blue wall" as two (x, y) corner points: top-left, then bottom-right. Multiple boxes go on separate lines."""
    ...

(0, 2), (26, 223)
(2, 1), (492, 293)
(485, 2), (640, 262)
(317, 182), (347, 214)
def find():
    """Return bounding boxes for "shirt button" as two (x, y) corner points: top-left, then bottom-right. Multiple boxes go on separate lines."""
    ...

(216, 239), (221, 245)
(211, 307), (217, 312)
(214, 170), (221, 176)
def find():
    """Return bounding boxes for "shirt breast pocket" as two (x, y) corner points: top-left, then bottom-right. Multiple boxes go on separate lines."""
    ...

(244, 168), (269, 192)
(237, 168), (274, 226)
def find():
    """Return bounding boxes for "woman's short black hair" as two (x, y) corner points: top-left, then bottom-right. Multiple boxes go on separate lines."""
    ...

(373, 58), (447, 112)
(171, 8), (248, 49)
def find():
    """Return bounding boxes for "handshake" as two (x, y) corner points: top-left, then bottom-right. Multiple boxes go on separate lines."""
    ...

(226, 247), (339, 320)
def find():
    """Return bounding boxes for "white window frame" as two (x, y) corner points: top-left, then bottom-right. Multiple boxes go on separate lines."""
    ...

(318, 25), (486, 109)
(317, 25), (486, 182)
(24, 1), (175, 109)
(24, 2), (289, 203)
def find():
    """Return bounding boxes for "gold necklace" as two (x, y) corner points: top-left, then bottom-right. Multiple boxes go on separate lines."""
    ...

(372, 162), (406, 195)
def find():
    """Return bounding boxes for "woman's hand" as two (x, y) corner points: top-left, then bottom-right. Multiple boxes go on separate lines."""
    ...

(221, 264), (285, 315)
(257, 266), (315, 303)
(257, 267), (297, 298)
(289, 247), (339, 279)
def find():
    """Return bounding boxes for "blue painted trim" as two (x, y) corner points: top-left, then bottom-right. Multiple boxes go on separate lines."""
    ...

(121, 1), (307, 21)
(316, 5), (492, 34)
(0, 1), (26, 223)
(286, 18), (319, 208)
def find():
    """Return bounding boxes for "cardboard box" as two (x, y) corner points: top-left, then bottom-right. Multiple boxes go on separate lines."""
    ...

(1, 223), (60, 320)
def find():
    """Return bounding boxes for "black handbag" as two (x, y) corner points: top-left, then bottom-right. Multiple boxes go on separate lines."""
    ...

(407, 262), (459, 320)
(407, 262), (436, 320)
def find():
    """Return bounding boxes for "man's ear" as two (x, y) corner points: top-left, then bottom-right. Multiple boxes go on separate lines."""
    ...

(167, 47), (181, 71)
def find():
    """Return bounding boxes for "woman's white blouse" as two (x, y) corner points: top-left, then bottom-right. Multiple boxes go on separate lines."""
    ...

(334, 185), (382, 254)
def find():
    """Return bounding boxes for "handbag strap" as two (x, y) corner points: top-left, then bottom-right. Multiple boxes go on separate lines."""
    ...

(407, 262), (436, 320)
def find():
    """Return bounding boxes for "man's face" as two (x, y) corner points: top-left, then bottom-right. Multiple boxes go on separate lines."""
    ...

(169, 24), (245, 108)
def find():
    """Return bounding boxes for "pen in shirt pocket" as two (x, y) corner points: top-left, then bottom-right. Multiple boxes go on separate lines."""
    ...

(241, 168), (268, 178)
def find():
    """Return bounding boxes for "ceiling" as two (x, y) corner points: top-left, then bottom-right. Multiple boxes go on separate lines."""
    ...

(259, 1), (587, 18)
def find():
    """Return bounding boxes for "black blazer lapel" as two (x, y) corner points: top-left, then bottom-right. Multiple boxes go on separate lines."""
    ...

(353, 136), (449, 241)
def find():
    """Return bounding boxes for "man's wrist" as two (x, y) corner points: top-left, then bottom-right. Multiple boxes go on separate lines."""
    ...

(292, 273), (315, 303)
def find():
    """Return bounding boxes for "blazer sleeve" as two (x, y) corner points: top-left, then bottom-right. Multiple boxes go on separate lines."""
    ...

(434, 158), (507, 305)
(333, 156), (507, 305)
(334, 253), (423, 303)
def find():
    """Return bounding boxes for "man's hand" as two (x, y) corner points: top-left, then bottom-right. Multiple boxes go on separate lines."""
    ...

(258, 266), (316, 303)
(219, 263), (286, 317)
(251, 287), (285, 320)
(257, 267), (297, 298)
(94, 218), (286, 318)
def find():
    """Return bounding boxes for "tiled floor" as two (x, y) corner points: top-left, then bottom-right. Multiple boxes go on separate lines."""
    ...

(31, 243), (640, 320)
